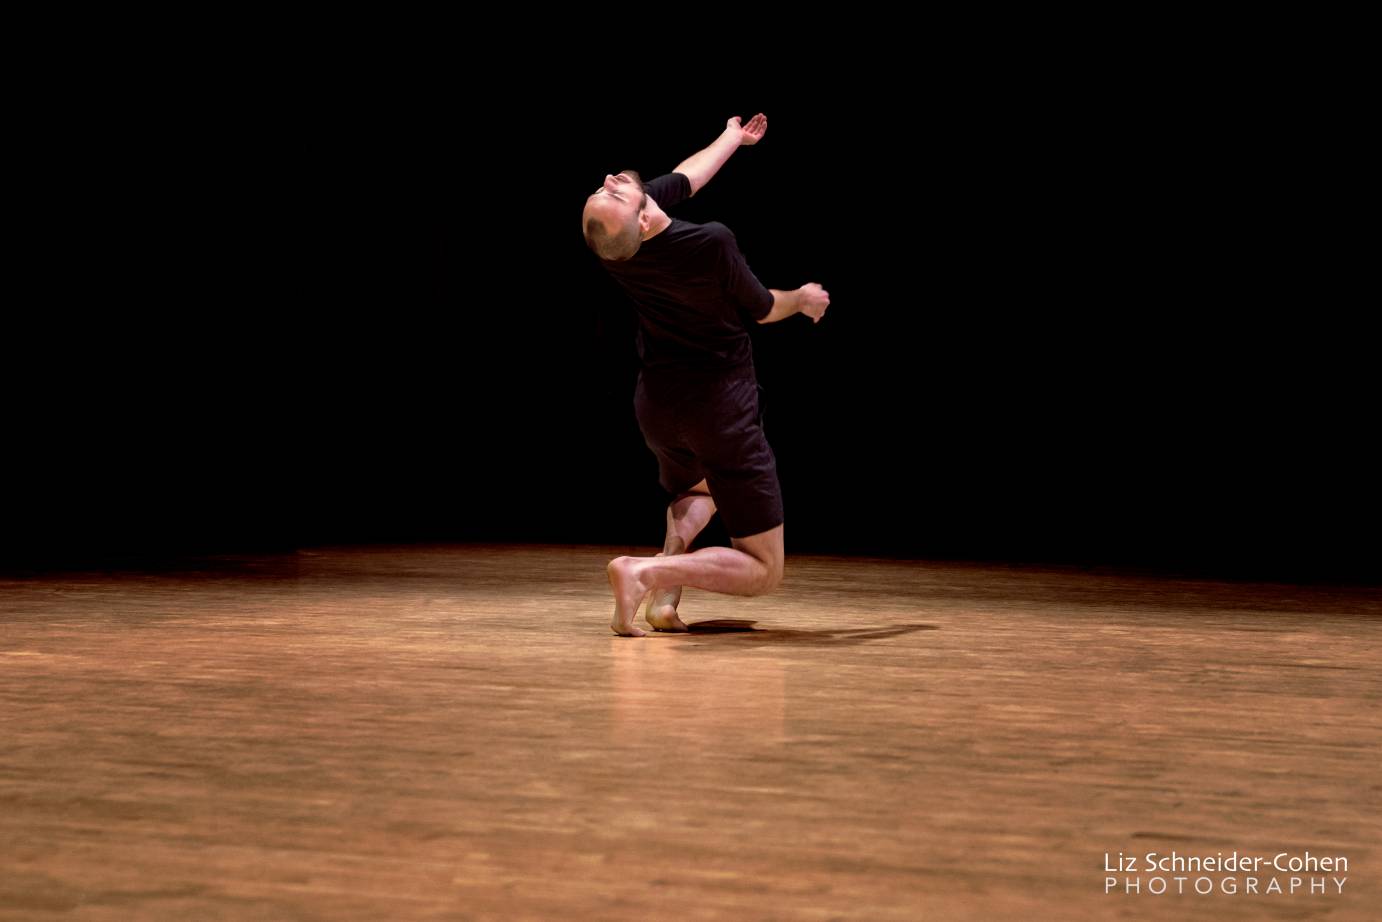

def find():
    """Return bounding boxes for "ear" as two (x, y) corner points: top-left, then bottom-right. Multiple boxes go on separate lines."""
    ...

(638, 209), (653, 238)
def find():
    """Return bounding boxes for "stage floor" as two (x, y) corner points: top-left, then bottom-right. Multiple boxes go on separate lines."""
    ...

(2, 545), (1379, 920)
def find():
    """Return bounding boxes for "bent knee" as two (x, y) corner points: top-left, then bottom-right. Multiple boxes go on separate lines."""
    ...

(755, 560), (784, 595)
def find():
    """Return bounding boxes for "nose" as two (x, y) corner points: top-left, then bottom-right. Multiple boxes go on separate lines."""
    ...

(604, 174), (620, 189)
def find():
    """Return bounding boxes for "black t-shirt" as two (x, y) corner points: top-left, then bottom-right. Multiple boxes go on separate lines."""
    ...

(600, 172), (774, 371)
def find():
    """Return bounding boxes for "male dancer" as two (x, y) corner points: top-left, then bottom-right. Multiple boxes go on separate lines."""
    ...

(582, 114), (830, 636)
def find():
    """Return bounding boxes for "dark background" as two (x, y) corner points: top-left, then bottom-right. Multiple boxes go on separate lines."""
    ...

(7, 58), (1374, 581)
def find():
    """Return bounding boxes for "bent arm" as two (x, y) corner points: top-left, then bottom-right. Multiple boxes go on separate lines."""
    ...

(759, 289), (803, 324)
(759, 284), (830, 325)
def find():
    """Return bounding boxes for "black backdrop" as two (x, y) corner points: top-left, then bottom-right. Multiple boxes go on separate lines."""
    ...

(8, 63), (1372, 580)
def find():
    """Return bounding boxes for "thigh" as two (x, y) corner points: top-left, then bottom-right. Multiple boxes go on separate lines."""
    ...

(730, 523), (785, 578)
(635, 379), (704, 495)
(685, 375), (783, 538)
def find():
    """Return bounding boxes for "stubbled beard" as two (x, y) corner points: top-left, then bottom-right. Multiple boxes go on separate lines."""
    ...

(618, 171), (647, 212)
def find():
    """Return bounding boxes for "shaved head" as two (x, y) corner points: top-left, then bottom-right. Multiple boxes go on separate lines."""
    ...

(582, 171), (648, 261)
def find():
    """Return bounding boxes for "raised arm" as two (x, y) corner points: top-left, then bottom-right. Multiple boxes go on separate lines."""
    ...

(674, 114), (767, 196)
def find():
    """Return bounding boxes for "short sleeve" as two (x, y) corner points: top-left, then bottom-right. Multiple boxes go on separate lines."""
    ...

(717, 228), (774, 321)
(645, 172), (692, 210)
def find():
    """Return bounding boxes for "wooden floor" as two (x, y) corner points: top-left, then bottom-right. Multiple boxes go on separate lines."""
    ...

(1, 545), (1379, 921)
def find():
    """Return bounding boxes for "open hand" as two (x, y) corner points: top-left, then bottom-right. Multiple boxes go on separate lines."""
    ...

(727, 113), (767, 146)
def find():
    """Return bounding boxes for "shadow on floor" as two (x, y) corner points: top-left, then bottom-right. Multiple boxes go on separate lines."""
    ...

(675, 620), (938, 646)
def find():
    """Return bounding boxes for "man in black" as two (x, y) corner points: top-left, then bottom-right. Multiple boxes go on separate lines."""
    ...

(583, 114), (830, 636)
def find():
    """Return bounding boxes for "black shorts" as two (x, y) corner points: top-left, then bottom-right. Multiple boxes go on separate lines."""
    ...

(634, 365), (784, 539)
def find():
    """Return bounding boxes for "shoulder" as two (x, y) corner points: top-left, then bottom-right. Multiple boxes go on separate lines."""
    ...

(646, 172), (692, 203)
(702, 221), (735, 242)
(702, 222), (744, 255)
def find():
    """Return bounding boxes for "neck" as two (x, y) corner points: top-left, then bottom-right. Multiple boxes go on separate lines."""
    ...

(641, 200), (672, 241)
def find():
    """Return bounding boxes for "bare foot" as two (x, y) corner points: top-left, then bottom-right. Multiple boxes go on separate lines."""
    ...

(644, 536), (688, 632)
(607, 557), (650, 637)
(645, 597), (688, 632)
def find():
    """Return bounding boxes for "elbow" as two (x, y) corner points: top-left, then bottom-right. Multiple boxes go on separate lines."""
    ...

(757, 290), (782, 324)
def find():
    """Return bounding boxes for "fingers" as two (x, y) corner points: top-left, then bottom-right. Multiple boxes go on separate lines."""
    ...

(811, 284), (829, 323)
(736, 113), (767, 138)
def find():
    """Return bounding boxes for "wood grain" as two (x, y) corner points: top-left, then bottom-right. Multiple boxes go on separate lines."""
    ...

(2, 545), (1378, 920)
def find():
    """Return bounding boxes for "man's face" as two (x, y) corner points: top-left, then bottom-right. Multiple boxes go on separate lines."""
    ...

(583, 171), (647, 233)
